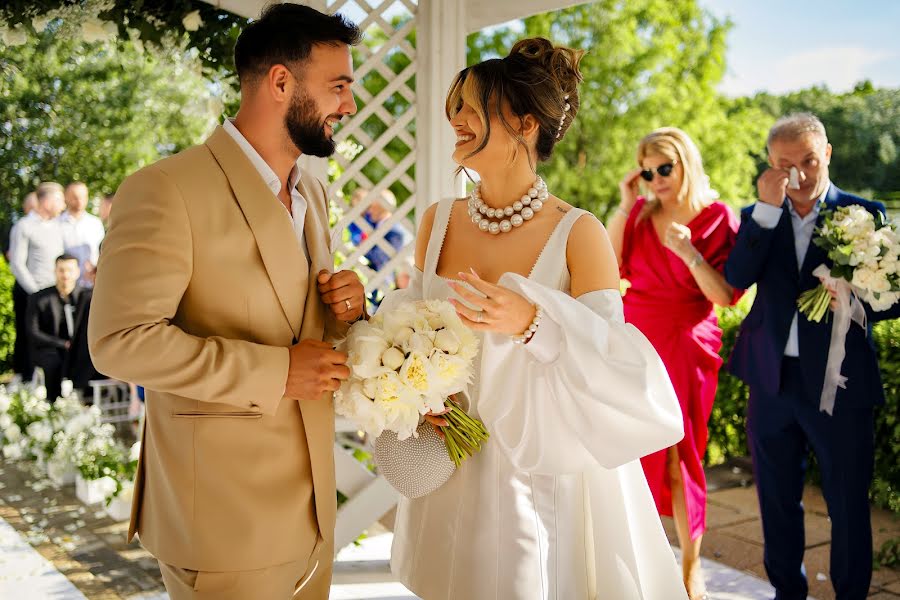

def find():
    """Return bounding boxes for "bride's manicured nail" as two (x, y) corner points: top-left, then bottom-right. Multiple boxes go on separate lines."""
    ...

(469, 267), (478, 277)
(458, 271), (467, 279)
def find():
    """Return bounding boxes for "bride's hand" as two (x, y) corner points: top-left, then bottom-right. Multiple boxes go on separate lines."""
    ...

(447, 269), (536, 336)
(423, 397), (454, 437)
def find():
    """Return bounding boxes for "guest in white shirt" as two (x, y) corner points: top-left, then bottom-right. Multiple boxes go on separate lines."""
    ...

(9, 183), (64, 295)
(59, 182), (105, 287)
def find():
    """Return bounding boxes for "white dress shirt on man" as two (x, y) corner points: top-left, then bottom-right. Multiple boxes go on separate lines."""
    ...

(59, 210), (105, 288)
(751, 182), (830, 357)
(9, 212), (65, 294)
(223, 119), (309, 260)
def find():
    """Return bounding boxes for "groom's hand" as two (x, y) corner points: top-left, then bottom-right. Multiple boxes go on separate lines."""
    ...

(317, 269), (366, 322)
(285, 339), (350, 399)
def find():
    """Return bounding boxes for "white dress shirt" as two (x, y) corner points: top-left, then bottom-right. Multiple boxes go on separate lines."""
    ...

(751, 183), (830, 357)
(59, 210), (105, 287)
(9, 212), (65, 294)
(223, 119), (308, 260)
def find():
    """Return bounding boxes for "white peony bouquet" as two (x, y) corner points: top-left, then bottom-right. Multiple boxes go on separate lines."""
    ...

(334, 300), (488, 466)
(798, 205), (899, 321)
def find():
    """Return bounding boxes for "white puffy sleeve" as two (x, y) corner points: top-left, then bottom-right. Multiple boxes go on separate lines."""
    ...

(476, 273), (683, 474)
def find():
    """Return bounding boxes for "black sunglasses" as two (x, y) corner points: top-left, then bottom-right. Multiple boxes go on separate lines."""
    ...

(640, 161), (677, 182)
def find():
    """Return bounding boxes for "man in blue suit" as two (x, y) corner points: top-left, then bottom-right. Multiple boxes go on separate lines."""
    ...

(725, 113), (900, 600)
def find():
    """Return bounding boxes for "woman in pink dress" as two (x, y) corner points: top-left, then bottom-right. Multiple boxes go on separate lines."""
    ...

(607, 127), (742, 600)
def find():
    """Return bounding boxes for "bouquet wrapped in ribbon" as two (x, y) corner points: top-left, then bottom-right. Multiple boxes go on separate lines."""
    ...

(797, 204), (898, 414)
(798, 205), (899, 321)
(335, 300), (488, 494)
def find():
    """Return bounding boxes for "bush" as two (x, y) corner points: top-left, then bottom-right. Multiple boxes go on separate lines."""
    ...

(706, 295), (752, 466)
(708, 291), (900, 514)
(0, 261), (15, 375)
(871, 318), (900, 513)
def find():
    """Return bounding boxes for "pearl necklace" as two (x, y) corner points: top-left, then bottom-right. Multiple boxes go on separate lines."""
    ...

(467, 177), (549, 235)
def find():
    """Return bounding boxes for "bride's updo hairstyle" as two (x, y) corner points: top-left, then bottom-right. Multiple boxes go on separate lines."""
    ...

(445, 37), (584, 168)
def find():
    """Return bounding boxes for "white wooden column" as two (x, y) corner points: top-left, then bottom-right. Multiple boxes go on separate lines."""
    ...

(415, 0), (467, 222)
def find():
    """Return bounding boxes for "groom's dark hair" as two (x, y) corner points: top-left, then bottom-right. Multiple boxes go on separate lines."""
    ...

(234, 3), (360, 88)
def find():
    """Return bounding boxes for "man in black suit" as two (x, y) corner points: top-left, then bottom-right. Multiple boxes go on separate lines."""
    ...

(26, 254), (98, 402)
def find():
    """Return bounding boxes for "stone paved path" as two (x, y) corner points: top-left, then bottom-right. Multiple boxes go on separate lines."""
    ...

(0, 457), (897, 599)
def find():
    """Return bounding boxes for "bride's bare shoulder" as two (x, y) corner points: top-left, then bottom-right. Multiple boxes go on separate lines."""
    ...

(415, 199), (464, 269)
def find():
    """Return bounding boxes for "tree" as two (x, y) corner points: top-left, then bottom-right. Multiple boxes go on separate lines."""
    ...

(0, 23), (227, 223)
(748, 84), (900, 202)
(0, 1), (246, 73)
(467, 0), (771, 217)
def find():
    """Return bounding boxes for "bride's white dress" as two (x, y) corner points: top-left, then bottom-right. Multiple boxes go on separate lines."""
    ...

(382, 199), (687, 600)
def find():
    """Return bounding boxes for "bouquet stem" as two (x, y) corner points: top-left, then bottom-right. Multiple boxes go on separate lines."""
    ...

(797, 284), (833, 323)
(440, 398), (489, 468)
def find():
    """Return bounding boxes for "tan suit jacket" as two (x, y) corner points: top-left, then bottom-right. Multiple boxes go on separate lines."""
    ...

(89, 126), (344, 572)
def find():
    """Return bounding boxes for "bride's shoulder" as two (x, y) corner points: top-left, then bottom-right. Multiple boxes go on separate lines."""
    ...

(552, 198), (606, 240)
(414, 199), (463, 269)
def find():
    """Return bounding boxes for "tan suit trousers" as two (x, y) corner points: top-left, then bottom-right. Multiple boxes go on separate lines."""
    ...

(159, 544), (332, 600)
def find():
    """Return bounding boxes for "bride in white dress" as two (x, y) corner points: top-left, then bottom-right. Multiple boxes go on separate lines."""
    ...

(381, 38), (687, 600)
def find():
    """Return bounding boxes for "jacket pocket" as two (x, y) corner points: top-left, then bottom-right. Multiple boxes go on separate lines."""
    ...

(172, 411), (262, 419)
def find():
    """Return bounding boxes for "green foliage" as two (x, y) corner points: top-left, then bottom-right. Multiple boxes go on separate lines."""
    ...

(871, 318), (900, 513)
(708, 294), (900, 515)
(466, 0), (770, 218)
(0, 23), (226, 225)
(748, 85), (900, 201)
(876, 537), (900, 569)
(0, 1), (246, 73)
(706, 293), (752, 465)
(0, 261), (14, 374)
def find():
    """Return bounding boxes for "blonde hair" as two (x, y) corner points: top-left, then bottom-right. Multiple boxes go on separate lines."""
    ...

(35, 181), (64, 203)
(637, 127), (710, 216)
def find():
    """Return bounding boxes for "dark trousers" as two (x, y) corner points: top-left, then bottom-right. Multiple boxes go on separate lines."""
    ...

(747, 357), (874, 600)
(12, 282), (32, 378)
(33, 349), (64, 403)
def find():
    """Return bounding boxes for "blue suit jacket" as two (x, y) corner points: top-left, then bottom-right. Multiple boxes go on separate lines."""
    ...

(724, 185), (900, 407)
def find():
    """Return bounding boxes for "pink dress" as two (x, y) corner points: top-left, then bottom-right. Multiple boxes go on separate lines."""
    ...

(620, 197), (741, 540)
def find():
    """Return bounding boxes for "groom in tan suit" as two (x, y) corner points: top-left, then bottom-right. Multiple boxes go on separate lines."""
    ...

(89, 5), (365, 599)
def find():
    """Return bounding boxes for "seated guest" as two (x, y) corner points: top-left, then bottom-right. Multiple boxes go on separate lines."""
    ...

(348, 187), (408, 271)
(26, 254), (98, 402)
(348, 187), (411, 306)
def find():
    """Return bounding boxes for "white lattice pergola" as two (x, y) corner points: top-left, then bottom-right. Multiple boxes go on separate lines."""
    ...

(202, 0), (589, 551)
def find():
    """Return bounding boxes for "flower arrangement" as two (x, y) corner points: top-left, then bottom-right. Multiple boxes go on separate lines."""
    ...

(798, 205), (899, 321)
(335, 300), (489, 466)
(0, 383), (139, 517)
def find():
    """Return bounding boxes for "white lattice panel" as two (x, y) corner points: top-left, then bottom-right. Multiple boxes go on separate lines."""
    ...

(327, 0), (419, 302)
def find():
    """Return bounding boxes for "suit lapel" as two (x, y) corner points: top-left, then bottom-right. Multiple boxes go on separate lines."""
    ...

(296, 175), (329, 342)
(48, 294), (63, 337)
(206, 126), (305, 337)
(799, 186), (840, 278)
(776, 203), (801, 276)
(73, 288), (90, 333)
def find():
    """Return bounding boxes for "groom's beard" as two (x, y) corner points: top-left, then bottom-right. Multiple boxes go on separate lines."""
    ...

(286, 90), (338, 158)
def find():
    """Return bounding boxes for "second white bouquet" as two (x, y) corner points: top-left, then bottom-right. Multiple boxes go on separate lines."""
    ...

(335, 300), (488, 468)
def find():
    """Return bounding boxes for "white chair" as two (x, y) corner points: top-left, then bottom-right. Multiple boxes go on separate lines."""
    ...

(88, 378), (132, 423)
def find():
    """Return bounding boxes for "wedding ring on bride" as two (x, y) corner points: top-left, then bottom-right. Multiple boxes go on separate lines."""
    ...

(344, 299), (352, 312)
(476, 311), (484, 323)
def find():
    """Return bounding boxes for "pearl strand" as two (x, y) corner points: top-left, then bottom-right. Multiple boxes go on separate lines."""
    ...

(467, 177), (549, 235)
(512, 305), (543, 344)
